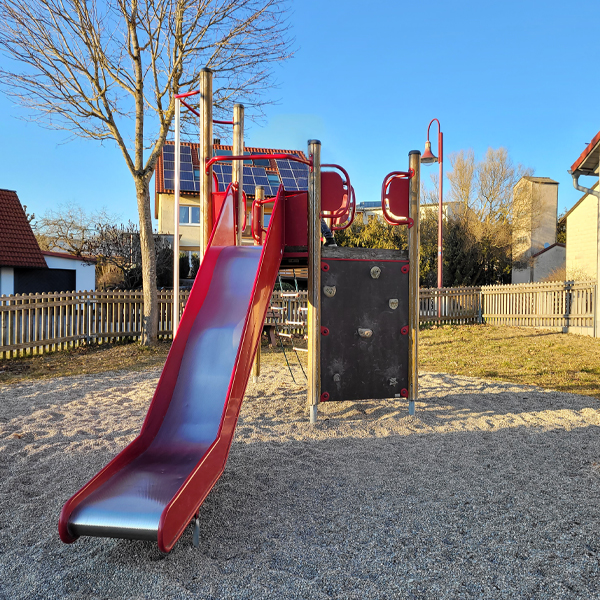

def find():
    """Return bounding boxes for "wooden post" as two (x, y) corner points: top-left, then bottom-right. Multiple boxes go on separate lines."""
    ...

(199, 68), (213, 259)
(408, 150), (421, 416)
(233, 104), (245, 245)
(252, 185), (264, 383)
(307, 140), (322, 424)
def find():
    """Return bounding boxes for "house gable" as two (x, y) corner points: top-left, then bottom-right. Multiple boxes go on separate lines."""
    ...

(0, 189), (47, 269)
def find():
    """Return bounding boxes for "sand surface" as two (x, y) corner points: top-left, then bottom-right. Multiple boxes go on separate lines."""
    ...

(1, 361), (600, 599)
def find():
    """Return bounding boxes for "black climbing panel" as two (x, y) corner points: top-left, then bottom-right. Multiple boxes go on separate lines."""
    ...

(320, 246), (410, 403)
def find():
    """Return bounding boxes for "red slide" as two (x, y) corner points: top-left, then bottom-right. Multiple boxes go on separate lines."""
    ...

(59, 183), (285, 553)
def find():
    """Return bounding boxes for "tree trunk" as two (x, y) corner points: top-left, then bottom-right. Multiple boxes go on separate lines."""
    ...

(135, 174), (158, 345)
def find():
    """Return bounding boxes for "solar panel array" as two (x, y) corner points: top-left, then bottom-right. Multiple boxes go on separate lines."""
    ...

(275, 159), (309, 191)
(162, 145), (309, 196)
(162, 145), (199, 193)
(213, 164), (281, 196)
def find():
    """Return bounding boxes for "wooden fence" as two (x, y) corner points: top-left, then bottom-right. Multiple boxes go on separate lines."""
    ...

(1, 281), (596, 357)
(481, 281), (595, 334)
(419, 286), (481, 325)
(0, 290), (190, 358)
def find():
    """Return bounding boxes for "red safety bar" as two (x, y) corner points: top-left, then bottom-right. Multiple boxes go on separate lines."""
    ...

(174, 92), (234, 126)
(321, 164), (352, 220)
(381, 169), (414, 227)
(251, 186), (281, 243)
(332, 186), (356, 231)
(206, 153), (311, 172)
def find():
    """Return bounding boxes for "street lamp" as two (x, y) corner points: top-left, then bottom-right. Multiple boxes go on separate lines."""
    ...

(421, 119), (443, 294)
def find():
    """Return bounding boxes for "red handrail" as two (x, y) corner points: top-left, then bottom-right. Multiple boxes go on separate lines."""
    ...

(332, 186), (356, 231)
(251, 185), (281, 243)
(321, 163), (353, 220)
(381, 169), (414, 227)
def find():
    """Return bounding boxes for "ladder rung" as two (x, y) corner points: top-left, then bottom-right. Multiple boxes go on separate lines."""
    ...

(269, 306), (285, 311)
(277, 332), (293, 338)
(285, 321), (305, 326)
(298, 307), (308, 312)
(280, 292), (299, 298)
(293, 347), (308, 353)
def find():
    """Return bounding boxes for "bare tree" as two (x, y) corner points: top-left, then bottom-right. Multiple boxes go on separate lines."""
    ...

(94, 221), (174, 290)
(446, 149), (475, 210)
(445, 147), (533, 285)
(0, 0), (293, 344)
(34, 202), (109, 255)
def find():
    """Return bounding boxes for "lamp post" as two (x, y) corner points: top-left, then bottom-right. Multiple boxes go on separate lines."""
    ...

(421, 119), (443, 317)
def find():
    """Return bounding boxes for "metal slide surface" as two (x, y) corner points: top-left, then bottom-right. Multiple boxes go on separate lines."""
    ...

(59, 184), (285, 552)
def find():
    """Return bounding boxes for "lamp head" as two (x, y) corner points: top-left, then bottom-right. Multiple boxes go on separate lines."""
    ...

(420, 140), (438, 164)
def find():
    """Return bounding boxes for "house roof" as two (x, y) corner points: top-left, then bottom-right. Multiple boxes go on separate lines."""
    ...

(41, 250), (97, 263)
(154, 142), (309, 219)
(558, 179), (599, 223)
(521, 176), (559, 185)
(0, 189), (47, 269)
(571, 131), (600, 176)
(531, 242), (565, 259)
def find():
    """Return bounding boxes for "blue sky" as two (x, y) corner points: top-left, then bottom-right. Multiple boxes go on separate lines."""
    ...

(1, 0), (597, 225)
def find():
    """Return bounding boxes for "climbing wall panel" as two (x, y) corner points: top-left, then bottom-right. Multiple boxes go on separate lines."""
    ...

(320, 247), (410, 403)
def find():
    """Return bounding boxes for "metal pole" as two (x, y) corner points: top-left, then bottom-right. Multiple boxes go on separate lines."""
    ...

(173, 99), (181, 336)
(437, 130), (444, 320)
(408, 150), (421, 416)
(252, 185), (264, 383)
(199, 68), (213, 259)
(307, 140), (322, 424)
(233, 104), (245, 245)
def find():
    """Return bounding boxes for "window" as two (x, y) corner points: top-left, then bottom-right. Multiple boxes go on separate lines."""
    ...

(180, 206), (200, 225)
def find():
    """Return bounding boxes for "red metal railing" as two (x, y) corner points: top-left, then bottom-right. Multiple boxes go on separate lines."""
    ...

(381, 169), (414, 227)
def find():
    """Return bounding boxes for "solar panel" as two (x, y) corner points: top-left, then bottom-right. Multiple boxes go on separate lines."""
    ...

(181, 180), (195, 191)
(180, 171), (194, 181)
(279, 168), (294, 179)
(254, 176), (269, 186)
(253, 158), (271, 167)
(164, 178), (174, 189)
(281, 177), (296, 188)
(275, 159), (291, 170)
(180, 162), (193, 172)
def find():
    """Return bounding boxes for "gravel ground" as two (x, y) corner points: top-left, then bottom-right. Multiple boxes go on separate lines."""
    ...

(1, 361), (600, 599)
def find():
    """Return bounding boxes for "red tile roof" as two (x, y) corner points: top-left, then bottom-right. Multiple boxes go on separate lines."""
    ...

(0, 189), (47, 268)
(571, 130), (600, 175)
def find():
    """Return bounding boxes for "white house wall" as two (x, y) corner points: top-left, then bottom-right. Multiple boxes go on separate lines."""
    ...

(0, 267), (14, 296)
(566, 194), (598, 281)
(43, 255), (96, 291)
(533, 246), (566, 281)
